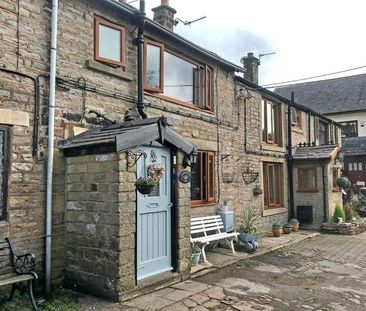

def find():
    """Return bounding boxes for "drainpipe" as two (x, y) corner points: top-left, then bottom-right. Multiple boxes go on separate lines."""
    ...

(308, 112), (311, 145)
(287, 92), (295, 219)
(321, 163), (328, 222)
(45, 0), (59, 297)
(137, 0), (147, 119)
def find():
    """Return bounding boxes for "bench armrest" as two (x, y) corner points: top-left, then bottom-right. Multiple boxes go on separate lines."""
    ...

(13, 252), (36, 274)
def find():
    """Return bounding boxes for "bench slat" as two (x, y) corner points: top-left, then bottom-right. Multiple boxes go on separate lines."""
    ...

(191, 232), (239, 243)
(191, 226), (224, 234)
(0, 274), (34, 286)
(191, 215), (222, 221)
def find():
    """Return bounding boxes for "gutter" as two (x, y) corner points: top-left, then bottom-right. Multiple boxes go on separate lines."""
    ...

(45, 0), (58, 297)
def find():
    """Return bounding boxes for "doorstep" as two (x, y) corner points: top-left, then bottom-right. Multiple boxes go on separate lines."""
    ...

(190, 230), (320, 278)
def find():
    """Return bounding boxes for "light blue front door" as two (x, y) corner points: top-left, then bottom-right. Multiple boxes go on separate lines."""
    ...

(137, 146), (172, 280)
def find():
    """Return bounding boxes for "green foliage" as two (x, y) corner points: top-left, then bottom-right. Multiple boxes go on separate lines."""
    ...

(336, 177), (351, 190)
(289, 218), (299, 224)
(191, 243), (201, 255)
(272, 222), (283, 228)
(0, 287), (79, 311)
(352, 199), (364, 211)
(344, 203), (354, 221)
(333, 203), (346, 223)
(283, 223), (293, 228)
(135, 177), (157, 186)
(239, 205), (262, 234)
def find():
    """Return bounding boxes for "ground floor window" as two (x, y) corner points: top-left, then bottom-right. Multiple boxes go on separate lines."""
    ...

(191, 151), (215, 205)
(297, 167), (318, 192)
(0, 127), (9, 220)
(263, 162), (284, 209)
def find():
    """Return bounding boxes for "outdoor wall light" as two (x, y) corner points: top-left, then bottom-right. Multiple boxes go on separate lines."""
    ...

(183, 148), (198, 168)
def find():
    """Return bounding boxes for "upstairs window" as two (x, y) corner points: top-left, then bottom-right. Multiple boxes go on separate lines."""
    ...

(298, 167), (318, 192)
(0, 127), (9, 220)
(262, 99), (282, 145)
(319, 120), (329, 145)
(191, 151), (215, 205)
(339, 120), (358, 137)
(144, 40), (213, 111)
(94, 17), (126, 67)
(291, 107), (301, 128)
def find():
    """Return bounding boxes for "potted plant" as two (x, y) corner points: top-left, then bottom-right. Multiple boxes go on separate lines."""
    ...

(135, 177), (157, 194)
(289, 218), (299, 231)
(272, 222), (283, 237)
(191, 244), (201, 266)
(136, 163), (165, 194)
(283, 223), (292, 234)
(238, 205), (261, 242)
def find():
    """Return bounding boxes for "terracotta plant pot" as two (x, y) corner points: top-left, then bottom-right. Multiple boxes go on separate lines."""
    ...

(272, 227), (282, 237)
(292, 223), (299, 231)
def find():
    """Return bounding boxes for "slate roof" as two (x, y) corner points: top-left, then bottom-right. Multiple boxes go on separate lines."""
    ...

(274, 74), (366, 115)
(342, 137), (366, 156)
(59, 116), (196, 156)
(292, 144), (340, 161)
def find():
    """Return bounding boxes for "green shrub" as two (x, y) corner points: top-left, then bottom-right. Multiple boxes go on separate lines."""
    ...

(289, 218), (299, 224)
(332, 204), (345, 223)
(272, 222), (283, 228)
(344, 203), (354, 221)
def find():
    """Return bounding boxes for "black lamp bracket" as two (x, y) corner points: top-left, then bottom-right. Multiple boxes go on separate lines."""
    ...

(126, 149), (147, 169)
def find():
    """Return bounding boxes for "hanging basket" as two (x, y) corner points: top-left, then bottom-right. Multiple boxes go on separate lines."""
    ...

(136, 184), (155, 194)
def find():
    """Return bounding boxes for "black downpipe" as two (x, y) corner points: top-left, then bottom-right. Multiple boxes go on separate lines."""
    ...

(321, 163), (328, 222)
(137, 0), (147, 119)
(287, 92), (295, 219)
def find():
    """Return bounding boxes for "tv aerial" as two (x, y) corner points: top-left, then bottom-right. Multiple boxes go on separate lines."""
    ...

(174, 16), (206, 26)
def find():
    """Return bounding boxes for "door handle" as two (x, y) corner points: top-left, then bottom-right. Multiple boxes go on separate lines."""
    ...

(147, 202), (159, 208)
(168, 203), (173, 208)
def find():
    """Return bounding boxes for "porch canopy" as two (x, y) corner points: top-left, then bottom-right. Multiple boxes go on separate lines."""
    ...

(59, 116), (196, 157)
(292, 144), (341, 161)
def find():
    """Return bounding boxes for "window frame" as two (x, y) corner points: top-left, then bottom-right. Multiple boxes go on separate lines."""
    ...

(262, 99), (282, 146)
(263, 162), (284, 209)
(144, 39), (214, 111)
(191, 151), (216, 206)
(0, 126), (10, 221)
(297, 167), (318, 193)
(291, 107), (302, 128)
(94, 16), (126, 67)
(339, 120), (358, 138)
(319, 120), (329, 145)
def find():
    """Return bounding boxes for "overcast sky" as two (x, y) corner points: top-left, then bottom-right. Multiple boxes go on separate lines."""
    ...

(131, 0), (366, 87)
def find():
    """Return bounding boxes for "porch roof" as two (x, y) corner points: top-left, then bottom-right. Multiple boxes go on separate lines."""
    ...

(59, 116), (197, 156)
(292, 144), (340, 161)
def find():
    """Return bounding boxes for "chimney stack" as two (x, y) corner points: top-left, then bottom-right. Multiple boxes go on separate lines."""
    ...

(241, 52), (260, 85)
(152, 0), (176, 31)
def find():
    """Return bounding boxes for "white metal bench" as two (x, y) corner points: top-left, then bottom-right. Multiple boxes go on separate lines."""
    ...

(190, 215), (239, 263)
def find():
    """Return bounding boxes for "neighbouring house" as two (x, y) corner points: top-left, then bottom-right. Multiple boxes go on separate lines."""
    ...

(275, 74), (366, 188)
(0, 0), (343, 302)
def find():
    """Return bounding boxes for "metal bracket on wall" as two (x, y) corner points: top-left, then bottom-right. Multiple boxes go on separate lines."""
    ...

(242, 166), (259, 184)
(126, 149), (147, 170)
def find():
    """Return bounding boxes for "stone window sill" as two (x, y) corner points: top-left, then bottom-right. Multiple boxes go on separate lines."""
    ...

(292, 126), (304, 134)
(261, 143), (286, 153)
(85, 60), (133, 81)
(262, 207), (287, 217)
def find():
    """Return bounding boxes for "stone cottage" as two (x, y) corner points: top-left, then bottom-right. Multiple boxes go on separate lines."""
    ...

(0, 0), (342, 301)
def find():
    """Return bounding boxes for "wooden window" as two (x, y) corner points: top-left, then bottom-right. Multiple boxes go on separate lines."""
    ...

(262, 99), (282, 145)
(94, 17), (126, 67)
(144, 40), (214, 111)
(0, 127), (10, 220)
(319, 120), (329, 145)
(291, 107), (301, 127)
(298, 167), (318, 192)
(191, 151), (215, 205)
(263, 162), (284, 209)
(339, 120), (358, 138)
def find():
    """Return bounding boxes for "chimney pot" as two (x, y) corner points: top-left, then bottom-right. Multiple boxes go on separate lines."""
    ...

(242, 52), (260, 85)
(152, 0), (176, 31)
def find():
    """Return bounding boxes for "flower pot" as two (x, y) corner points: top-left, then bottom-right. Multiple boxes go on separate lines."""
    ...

(136, 184), (155, 194)
(272, 227), (282, 237)
(283, 225), (292, 234)
(191, 252), (201, 266)
(238, 232), (259, 243)
(291, 223), (299, 231)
